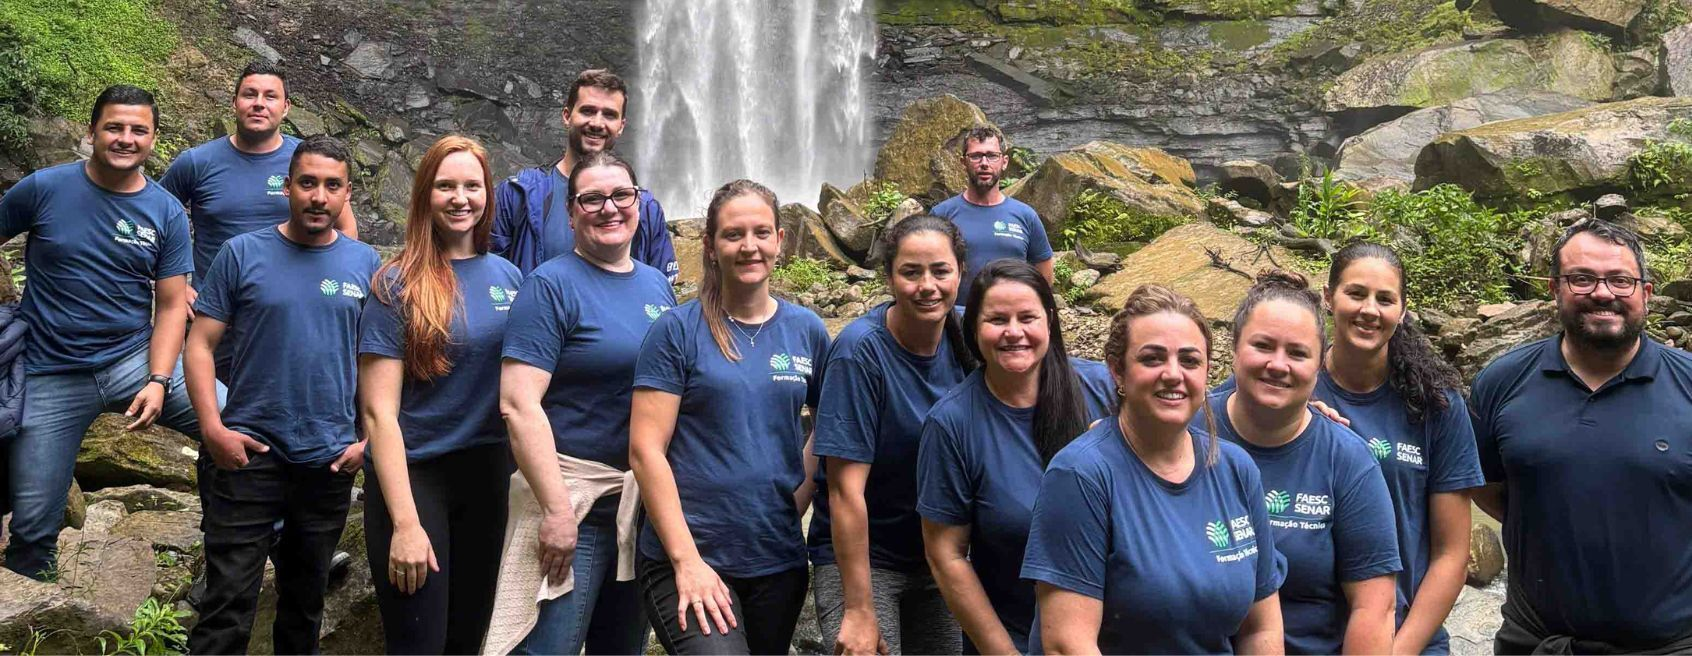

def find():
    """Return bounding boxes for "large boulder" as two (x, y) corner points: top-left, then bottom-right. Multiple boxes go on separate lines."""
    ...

(1447, 582), (1507, 654)
(1091, 223), (1321, 323)
(0, 568), (130, 655)
(74, 417), (198, 492)
(1335, 92), (1595, 182)
(817, 183), (877, 257)
(1215, 160), (1287, 211)
(109, 510), (203, 553)
(872, 96), (993, 203)
(1491, 0), (1648, 35)
(1413, 96), (1692, 203)
(1006, 142), (1206, 240)
(1325, 33), (1621, 116)
(84, 484), (201, 513)
(1662, 23), (1692, 97)
(53, 530), (157, 620)
(1435, 300), (1559, 380)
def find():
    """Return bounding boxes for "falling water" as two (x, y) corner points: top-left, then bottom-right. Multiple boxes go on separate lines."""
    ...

(634, 0), (876, 217)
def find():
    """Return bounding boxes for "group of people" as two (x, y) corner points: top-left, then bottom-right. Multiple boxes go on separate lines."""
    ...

(2, 57), (1690, 656)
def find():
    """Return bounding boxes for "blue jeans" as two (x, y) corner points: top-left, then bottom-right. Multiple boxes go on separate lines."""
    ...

(514, 494), (649, 655)
(4, 345), (222, 579)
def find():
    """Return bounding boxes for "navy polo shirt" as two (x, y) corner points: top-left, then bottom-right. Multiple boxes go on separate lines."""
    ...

(1471, 335), (1692, 648)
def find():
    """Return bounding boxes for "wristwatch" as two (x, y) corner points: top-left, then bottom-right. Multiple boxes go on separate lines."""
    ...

(145, 374), (173, 392)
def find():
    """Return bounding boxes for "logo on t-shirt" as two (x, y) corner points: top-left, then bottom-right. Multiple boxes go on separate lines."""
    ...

(992, 219), (1028, 242)
(489, 285), (517, 311)
(266, 174), (285, 196)
(1265, 490), (1291, 514)
(1366, 437), (1424, 466)
(112, 218), (158, 247)
(644, 304), (671, 321)
(319, 278), (366, 300)
(1267, 490), (1332, 530)
(769, 352), (814, 384)
(1207, 514), (1260, 563)
(1205, 521), (1231, 548)
(1366, 437), (1394, 460)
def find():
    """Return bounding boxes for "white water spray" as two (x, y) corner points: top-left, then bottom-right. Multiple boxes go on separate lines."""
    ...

(635, 0), (875, 217)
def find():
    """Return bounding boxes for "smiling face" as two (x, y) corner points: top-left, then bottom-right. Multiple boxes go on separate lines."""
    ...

(976, 281), (1049, 376)
(709, 194), (783, 288)
(429, 150), (487, 241)
(284, 153), (350, 235)
(233, 73), (288, 138)
(1326, 256), (1404, 355)
(1233, 299), (1322, 413)
(569, 164), (639, 254)
(1116, 311), (1209, 429)
(88, 104), (155, 174)
(564, 86), (626, 158)
(889, 231), (960, 323)
(1554, 231), (1652, 350)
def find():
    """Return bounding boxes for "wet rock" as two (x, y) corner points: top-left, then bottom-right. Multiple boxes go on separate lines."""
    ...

(1215, 160), (1284, 209)
(74, 417), (197, 492)
(818, 183), (877, 257)
(792, 206), (857, 269)
(1414, 96), (1692, 203)
(872, 95), (993, 203)
(232, 27), (283, 65)
(1335, 92), (1593, 183)
(343, 41), (394, 80)
(1491, 0), (1648, 36)
(286, 105), (328, 138)
(1092, 223), (1322, 324)
(1007, 141), (1205, 239)
(1325, 33), (1621, 116)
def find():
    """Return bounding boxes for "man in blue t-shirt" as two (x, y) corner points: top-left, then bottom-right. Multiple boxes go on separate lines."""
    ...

(929, 126), (1054, 305)
(0, 86), (210, 580)
(1471, 220), (1692, 653)
(161, 61), (359, 294)
(492, 68), (676, 279)
(183, 136), (381, 655)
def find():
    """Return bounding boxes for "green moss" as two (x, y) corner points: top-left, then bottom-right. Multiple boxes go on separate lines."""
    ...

(0, 0), (178, 121)
(1188, 0), (1297, 20)
(978, 0), (1154, 24)
(1208, 20), (1272, 50)
(1633, 0), (1691, 46)
(1272, 0), (1487, 66)
(876, 0), (997, 26)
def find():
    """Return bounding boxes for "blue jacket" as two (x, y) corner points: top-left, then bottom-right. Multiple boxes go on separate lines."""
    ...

(491, 164), (678, 280)
(0, 302), (25, 442)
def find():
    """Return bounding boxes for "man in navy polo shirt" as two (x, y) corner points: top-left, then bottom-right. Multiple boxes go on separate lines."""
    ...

(1470, 219), (1692, 653)
(183, 135), (380, 654)
(492, 68), (676, 279)
(929, 125), (1054, 307)
(0, 85), (207, 580)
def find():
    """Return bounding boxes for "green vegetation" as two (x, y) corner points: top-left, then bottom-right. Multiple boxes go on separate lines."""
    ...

(1061, 188), (1192, 248)
(0, 0), (179, 156)
(1634, 0), (1692, 47)
(1629, 140), (1692, 193)
(1274, 0), (1485, 66)
(1069, 36), (1214, 82)
(1050, 257), (1094, 305)
(97, 598), (190, 656)
(1192, 0), (1297, 20)
(1288, 170), (1365, 241)
(863, 181), (909, 225)
(771, 257), (836, 293)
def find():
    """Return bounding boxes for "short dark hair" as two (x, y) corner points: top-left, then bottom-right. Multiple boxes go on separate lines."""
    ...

(234, 61), (288, 99)
(1550, 219), (1648, 280)
(89, 85), (159, 130)
(288, 134), (352, 178)
(962, 125), (1006, 153)
(565, 69), (629, 115)
(568, 150), (640, 200)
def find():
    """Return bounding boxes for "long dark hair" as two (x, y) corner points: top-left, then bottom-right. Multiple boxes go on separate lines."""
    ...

(1328, 242), (1459, 423)
(962, 260), (1086, 464)
(876, 215), (977, 372)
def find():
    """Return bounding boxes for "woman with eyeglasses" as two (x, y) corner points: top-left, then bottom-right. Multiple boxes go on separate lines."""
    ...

(630, 179), (831, 655)
(1317, 243), (1483, 654)
(493, 150), (677, 655)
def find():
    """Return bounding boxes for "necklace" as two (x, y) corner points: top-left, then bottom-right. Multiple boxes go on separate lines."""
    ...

(726, 305), (773, 347)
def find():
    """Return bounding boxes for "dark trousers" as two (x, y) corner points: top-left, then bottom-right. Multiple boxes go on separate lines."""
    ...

(364, 443), (511, 655)
(188, 449), (354, 655)
(639, 556), (808, 656)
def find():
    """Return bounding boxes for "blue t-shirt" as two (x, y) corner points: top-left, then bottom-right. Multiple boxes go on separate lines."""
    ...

(195, 228), (380, 466)
(0, 162), (193, 374)
(502, 252), (676, 470)
(159, 135), (298, 284)
(1471, 335), (1692, 648)
(1022, 422), (1284, 655)
(1205, 390), (1401, 655)
(915, 359), (1117, 653)
(358, 254), (522, 462)
(929, 195), (1053, 304)
(632, 298), (831, 577)
(807, 304), (970, 572)
(1313, 370), (1483, 654)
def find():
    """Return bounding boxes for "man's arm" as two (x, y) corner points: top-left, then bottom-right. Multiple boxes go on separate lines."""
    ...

(640, 193), (678, 283)
(338, 204), (360, 240)
(490, 176), (521, 258)
(126, 274), (189, 430)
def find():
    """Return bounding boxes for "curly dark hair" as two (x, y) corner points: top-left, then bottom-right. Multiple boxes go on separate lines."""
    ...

(1328, 242), (1460, 424)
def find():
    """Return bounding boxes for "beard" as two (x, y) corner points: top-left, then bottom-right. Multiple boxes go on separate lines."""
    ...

(1558, 297), (1645, 352)
(967, 169), (1001, 195)
(567, 126), (618, 159)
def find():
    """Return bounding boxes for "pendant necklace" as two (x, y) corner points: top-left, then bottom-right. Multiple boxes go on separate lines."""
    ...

(727, 305), (771, 347)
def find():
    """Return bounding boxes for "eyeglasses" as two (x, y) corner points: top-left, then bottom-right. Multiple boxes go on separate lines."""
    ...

(573, 187), (641, 213)
(964, 152), (1003, 163)
(1552, 273), (1646, 297)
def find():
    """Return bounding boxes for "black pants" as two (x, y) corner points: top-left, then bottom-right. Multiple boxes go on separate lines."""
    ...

(364, 443), (512, 655)
(639, 556), (808, 655)
(188, 449), (354, 655)
(1495, 601), (1692, 655)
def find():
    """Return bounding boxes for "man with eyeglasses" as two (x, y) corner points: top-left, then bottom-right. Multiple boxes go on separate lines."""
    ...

(492, 68), (676, 281)
(929, 125), (1053, 307)
(1469, 219), (1692, 654)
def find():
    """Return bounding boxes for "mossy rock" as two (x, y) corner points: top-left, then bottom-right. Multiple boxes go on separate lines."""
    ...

(1324, 31), (1618, 113)
(1006, 141), (1205, 239)
(971, 0), (1151, 23)
(872, 95), (993, 203)
(1092, 223), (1326, 324)
(877, 0), (997, 26)
(74, 417), (198, 492)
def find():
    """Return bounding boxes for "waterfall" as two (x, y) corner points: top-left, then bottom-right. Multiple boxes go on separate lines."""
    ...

(634, 0), (876, 218)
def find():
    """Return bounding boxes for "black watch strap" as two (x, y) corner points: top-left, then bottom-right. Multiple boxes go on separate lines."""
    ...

(146, 374), (173, 391)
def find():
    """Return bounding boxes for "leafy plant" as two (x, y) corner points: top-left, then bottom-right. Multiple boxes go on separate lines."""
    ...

(1288, 170), (1365, 241)
(0, 0), (178, 122)
(98, 598), (190, 655)
(863, 181), (908, 225)
(771, 257), (835, 293)
(1061, 188), (1191, 248)
(16, 627), (63, 656)
(1629, 139), (1692, 192)
(1356, 184), (1520, 308)
(1635, 0), (1692, 46)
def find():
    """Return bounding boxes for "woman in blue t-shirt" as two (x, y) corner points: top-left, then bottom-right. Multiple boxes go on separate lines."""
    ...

(495, 150), (677, 655)
(809, 215), (976, 655)
(1206, 270), (1400, 654)
(1022, 284), (1285, 655)
(914, 259), (1117, 654)
(1318, 243), (1483, 655)
(360, 135), (522, 653)
(629, 179), (832, 656)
